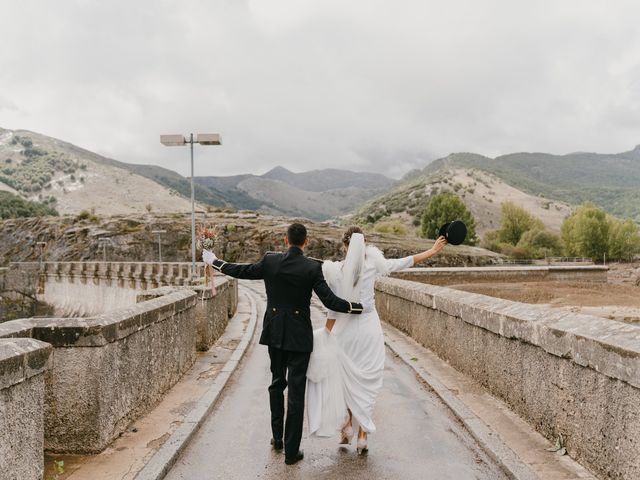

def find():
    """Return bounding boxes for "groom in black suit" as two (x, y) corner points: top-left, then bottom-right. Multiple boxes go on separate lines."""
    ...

(204, 223), (363, 465)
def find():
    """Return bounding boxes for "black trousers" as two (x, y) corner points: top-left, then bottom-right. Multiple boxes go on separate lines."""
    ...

(268, 346), (311, 459)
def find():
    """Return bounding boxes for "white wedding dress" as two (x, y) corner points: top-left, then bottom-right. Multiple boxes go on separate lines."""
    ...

(307, 234), (414, 436)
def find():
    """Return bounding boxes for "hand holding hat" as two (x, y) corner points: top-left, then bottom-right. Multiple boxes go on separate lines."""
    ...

(437, 220), (467, 246)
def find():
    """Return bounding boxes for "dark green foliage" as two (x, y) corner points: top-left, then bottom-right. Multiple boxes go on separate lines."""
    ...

(420, 192), (477, 245)
(516, 228), (562, 258)
(561, 203), (640, 261)
(0, 191), (58, 219)
(496, 202), (544, 245)
(482, 202), (561, 259)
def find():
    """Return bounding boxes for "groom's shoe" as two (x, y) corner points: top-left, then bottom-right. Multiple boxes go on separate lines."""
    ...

(285, 450), (304, 465)
(271, 438), (283, 451)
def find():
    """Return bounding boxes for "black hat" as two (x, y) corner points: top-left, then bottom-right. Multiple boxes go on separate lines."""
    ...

(438, 220), (467, 245)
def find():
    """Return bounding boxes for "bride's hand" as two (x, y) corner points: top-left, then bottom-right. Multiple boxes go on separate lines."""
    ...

(431, 236), (448, 254)
(325, 319), (336, 332)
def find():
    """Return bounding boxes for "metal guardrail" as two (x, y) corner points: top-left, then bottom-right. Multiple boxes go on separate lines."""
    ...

(545, 257), (593, 263)
(494, 257), (594, 266)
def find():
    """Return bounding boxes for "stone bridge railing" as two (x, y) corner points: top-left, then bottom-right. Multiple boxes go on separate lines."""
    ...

(392, 265), (608, 286)
(0, 261), (237, 480)
(40, 261), (206, 288)
(1, 261), (209, 320)
(376, 276), (639, 480)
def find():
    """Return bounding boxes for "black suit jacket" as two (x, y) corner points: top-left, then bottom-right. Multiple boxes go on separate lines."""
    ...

(211, 246), (362, 352)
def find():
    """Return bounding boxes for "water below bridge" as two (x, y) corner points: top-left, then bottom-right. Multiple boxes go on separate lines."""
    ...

(165, 282), (507, 480)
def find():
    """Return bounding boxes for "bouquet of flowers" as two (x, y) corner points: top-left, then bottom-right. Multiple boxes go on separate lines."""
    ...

(197, 225), (218, 252)
(197, 225), (219, 296)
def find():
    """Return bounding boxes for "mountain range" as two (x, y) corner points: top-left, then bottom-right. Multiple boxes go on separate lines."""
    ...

(2, 126), (639, 233)
(353, 147), (640, 237)
(422, 148), (640, 222)
(194, 166), (395, 219)
(0, 127), (394, 219)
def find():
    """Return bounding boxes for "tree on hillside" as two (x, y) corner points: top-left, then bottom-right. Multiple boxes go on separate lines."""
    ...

(420, 192), (477, 245)
(516, 228), (562, 258)
(561, 203), (610, 260)
(609, 219), (640, 261)
(496, 202), (544, 245)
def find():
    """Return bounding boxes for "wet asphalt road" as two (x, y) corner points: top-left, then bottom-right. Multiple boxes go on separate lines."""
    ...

(166, 281), (507, 480)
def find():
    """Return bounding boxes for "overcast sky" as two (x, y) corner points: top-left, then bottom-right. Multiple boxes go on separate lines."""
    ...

(1, 1), (639, 178)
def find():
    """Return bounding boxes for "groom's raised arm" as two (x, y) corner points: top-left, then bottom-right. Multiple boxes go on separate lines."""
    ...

(210, 256), (265, 280)
(311, 263), (363, 314)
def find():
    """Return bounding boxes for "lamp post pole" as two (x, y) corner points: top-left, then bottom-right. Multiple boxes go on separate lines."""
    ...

(160, 133), (222, 282)
(190, 134), (196, 280)
(151, 230), (166, 262)
(37, 241), (46, 269)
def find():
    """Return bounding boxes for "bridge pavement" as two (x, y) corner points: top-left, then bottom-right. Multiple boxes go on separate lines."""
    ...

(166, 282), (508, 480)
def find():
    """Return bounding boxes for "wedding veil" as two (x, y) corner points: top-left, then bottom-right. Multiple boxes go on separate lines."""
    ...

(339, 232), (365, 302)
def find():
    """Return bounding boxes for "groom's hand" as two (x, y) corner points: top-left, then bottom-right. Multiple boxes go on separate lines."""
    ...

(347, 301), (364, 314)
(202, 249), (218, 266)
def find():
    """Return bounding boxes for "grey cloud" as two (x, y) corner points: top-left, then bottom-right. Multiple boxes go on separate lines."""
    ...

(1, 0), (639, 179)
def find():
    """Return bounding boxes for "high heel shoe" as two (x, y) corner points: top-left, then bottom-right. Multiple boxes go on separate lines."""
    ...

(339, 423), (354, 445)
(356, 436), (368, 455)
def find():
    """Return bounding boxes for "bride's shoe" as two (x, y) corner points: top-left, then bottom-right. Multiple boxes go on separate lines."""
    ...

(356, 436), (368, 455)
(339, 423), (354, 445)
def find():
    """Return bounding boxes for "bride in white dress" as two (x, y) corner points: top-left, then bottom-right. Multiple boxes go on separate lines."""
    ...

(307, 226), (447, 454)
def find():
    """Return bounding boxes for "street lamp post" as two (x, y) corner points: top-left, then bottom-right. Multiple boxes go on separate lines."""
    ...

(98, 237), (111, 262)
(37, 241), (46, 269)
(160, 133), (222, 280)
(151, 230), (167, 262)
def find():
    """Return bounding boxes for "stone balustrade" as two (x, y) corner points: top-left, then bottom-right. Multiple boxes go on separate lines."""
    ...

(40, 261), (206, 288)
(375, 276), (639, 480)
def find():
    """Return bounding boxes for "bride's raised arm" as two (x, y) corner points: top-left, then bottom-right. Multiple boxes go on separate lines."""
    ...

(412, 236), (448, 265)
(382, 236), (448, 273)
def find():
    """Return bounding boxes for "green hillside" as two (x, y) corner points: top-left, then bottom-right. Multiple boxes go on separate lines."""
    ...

(424, 147), (640, 222)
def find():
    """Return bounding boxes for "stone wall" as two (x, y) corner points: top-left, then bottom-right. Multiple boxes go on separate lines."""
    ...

(392, 265), (608, 286)
(0, 338), (52, 480)
(0, 272), (239, 455)
(39, 261), (206, 316)
(2, 261), (209, 320)
(0, 263), (43, 322)
(375, 277), (640, 480)
(137, 275), (238, 352)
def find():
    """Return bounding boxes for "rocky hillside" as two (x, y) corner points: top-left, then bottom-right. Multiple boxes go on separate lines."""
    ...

(0, 211), (501, 267)
(353, 167), (572, 238)
(0, 127), (396, 221)
(0, 128), (195, 216)
(195, 166), (395, 220)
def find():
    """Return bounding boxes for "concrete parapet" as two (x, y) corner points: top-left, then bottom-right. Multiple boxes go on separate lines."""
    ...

(137, 277), (238, 351)
(1, 289), (198, 453)
(375, 277), (640, 479)
(0, 261), (239, 458)
(0, 338), (52, 480)
(392, 265), (608, 285)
